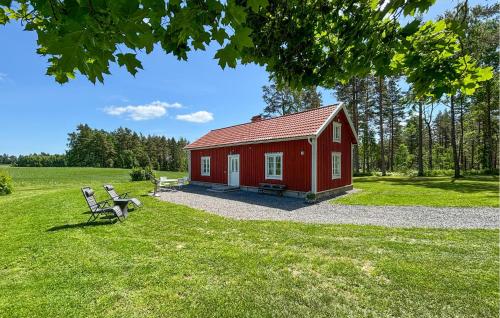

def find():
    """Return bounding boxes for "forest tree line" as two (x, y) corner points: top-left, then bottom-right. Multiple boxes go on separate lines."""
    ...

(1, 124), (189, 171)
(262, 3), (498, 177)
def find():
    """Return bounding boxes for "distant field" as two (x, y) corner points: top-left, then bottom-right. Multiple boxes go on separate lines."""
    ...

(0, 167), (498, 317)
(334, 176), (499, 207)
(1, 166), (186, 188)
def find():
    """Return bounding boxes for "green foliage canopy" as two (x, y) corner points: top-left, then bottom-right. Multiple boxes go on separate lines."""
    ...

(0, 0), (492, 98)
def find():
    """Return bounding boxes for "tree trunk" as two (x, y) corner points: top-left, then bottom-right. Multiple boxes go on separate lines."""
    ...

(390, 104), (395, 172)
(351, 78), (360, 174)
(426, 121), (433, 171)
(485, 81), (493, 171)
(477, 121), (482, 170)
(378, 76), (386, 176)
(459, 94), (465, 171)
(364, 80), (370, 173)
(471, 139), (475, 171)
(450, 95), (461, 178)
(418, 102), (424, 177)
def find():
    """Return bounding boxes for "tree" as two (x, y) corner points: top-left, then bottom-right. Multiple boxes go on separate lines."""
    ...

(450, 95), (460, 177)
(377, 76), (386, 176)
(0, 1), (491, 99)
(464, 3), (499, 171)
(65, 124), (188, 171)
(334, 78), (360, 173)
(417, 101), (424, 176)
(385, 78), (405, 172)
(423, 103), (435, 171)
(262, 80), (321, 117)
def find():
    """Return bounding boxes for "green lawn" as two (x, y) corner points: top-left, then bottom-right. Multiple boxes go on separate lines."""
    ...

(0, 167), (498, 317)
(334, 176), (499, 207)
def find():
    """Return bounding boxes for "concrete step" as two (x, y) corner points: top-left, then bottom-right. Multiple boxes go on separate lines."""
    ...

(207, 185), (240, 193)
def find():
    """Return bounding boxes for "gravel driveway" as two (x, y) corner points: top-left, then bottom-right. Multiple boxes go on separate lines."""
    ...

(158, 185), (499, 229)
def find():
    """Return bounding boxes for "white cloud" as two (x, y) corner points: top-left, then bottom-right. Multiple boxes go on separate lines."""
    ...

(176, 111), (214, 123)
(103, 101), (183, 121)
(0, 73), (8, 81)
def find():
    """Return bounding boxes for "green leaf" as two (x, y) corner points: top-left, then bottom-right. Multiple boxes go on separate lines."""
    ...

(232, 27), (253, 49)
(214, 45), (238, 69)
(0, 7), (8, 25)
(212, 27), (228, 46)
(225, 1), (247, 25)
(116, 53), (143, 76)
(247, 0), (268, 13)
(401, 19), (421, 37)
(476, 66), (493, 82)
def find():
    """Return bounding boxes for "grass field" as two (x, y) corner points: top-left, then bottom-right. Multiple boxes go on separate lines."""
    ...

(334, 176), (499, 207)
(0, 167), (498, 317)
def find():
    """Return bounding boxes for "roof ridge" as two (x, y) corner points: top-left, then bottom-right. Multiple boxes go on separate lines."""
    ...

(209, 104), (339, 133)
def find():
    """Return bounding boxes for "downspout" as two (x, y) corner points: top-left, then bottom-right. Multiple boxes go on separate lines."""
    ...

(308, 137), (317, 194)
(187, 150), (192, 181)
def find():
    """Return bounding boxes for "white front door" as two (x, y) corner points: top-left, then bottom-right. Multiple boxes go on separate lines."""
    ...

(228, 154), (240, 187)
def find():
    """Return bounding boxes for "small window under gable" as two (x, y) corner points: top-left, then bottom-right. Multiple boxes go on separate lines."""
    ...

(332, 152), (341, 179)
(265, 152), (283, 180)
(333, 121), (342, 143)
(201, 156), (210, 176)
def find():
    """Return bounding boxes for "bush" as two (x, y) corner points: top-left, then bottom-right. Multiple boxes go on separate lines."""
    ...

(305, 192), (317, 203)
(130, 167), (147, 181)
(0, 170), (13, 195)
(130, 166), (155, 181)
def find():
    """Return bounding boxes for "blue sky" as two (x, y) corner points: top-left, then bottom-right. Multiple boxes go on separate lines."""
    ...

(0, 0), (485, 155)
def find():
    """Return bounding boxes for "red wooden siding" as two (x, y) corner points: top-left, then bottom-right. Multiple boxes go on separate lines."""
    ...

(190, 139), (312, 192)
(316, 109), (356, 192)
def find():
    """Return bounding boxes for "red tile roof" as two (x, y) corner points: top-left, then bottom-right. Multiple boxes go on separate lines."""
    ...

(185, 104), (339, 150)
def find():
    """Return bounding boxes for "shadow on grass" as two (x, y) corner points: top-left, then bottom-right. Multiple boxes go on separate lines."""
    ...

(355, 176), (498, 194)
(47, 217), (118, 232)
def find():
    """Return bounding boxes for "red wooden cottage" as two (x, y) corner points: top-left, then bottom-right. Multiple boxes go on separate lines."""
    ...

(185, 103), (358, 198)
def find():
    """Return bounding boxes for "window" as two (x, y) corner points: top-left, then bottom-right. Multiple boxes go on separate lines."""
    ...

(201, 156), (210, 176)
(265, 152), (283, 180)
(333, 122), (342, 143)
(332, 152), (341, 179)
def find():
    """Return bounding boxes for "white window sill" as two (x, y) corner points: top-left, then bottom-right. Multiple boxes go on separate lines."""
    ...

(332, 175), (341, 180)
(265, 176), (283, 181)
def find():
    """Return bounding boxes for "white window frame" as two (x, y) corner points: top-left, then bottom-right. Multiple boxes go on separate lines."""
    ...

(201, 156), (211, 176)
(333, 122), (342, 143)
(332, 152), (341, 180)
(265, 152), (283, 180)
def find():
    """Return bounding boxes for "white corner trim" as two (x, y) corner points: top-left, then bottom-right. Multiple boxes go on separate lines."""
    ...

(351, 144), (354, 181)
(187, 150), (192, 181)
(308, 138), (318, 193)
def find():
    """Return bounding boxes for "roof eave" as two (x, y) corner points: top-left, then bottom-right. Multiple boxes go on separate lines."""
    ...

(183, 135), (315, 151)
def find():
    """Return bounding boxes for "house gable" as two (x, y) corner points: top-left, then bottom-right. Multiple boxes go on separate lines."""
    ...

(316, 108), (356, 192)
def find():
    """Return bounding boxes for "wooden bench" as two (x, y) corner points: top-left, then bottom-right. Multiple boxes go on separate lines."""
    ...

(258, 183), (287, 196)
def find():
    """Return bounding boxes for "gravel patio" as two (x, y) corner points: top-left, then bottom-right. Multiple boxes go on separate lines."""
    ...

(158, 185), (499, 229)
